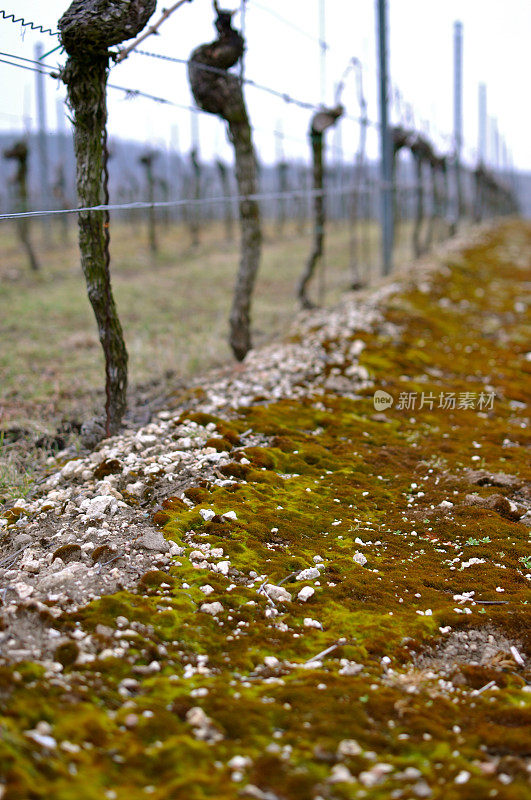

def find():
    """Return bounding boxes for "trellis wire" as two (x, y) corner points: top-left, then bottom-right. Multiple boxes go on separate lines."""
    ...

(0, 10), (59, 37)
(120, 48), (379, 127)
(249, 1), (326, 46)
(0, 5), (514, 172)
(0, 50), (367, 167)
(0, 47), (379, 129)
(0, 49), (59, 69)
(0, 47), (511, 240)
(0, 55), (53, 76)
(0, 12), (515, 241)
(0, 183), (393, 222)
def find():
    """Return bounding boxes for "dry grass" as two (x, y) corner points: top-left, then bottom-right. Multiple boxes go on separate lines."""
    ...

(0, 216), (387, 424)
(0, 212), (422, 498)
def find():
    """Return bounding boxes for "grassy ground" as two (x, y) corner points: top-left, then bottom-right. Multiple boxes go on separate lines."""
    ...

(0, 218), (365, 421)
(0, 220), (529, 799)
(0, 212), (420, 500)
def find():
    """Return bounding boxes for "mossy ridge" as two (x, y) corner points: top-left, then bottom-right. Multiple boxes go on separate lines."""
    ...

(0, 222), (530, 798)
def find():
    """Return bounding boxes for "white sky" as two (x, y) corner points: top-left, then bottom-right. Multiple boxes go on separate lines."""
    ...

(0, 0), (530, 170)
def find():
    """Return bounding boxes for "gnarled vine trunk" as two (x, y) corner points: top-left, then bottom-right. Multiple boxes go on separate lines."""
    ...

(276, 160), (288, 236)
(226, 112), (261, 359)
(58, 0), (156, 438)
(216, 158), (234, 241)
(188, 6), (261, 361)
(409, 134), (435, 259)
(3, 141), (40, 272)
(390, 126), (411, 248)
(412, 152), (424, 258)
(140, 151), (158, 254)
(298, 130), (324, 310)
(189, 147), (202, 247)
(297, 105), (343, 310)
(426, 156), (446, 250)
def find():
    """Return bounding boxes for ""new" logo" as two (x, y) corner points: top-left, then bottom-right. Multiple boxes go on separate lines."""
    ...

(373, 390), (394, 410)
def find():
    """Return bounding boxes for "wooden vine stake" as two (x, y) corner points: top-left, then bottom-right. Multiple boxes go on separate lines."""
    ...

(58, 0), (156, 438)
(297, 105), (343, 309)
(188, 2), (261, 361)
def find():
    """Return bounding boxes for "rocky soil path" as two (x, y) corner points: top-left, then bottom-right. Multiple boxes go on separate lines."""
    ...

(0, 221), (529, 799)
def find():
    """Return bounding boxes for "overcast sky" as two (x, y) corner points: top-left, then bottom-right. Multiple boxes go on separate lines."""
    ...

(1, 0), (530, 170)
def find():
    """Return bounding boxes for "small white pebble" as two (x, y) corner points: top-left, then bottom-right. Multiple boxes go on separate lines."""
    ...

(200, 602), (224, 616)
(296, 567), (320, 581)
(337, 739), (362, 757)
(329, 764), (354, 784)
(303, 618), (322, 629)
(297, 586), (315, 603)
(227, 755), (251, 770)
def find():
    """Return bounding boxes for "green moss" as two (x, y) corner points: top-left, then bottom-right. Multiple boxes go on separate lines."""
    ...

(139, 570), (175, 588)
(91, 544), (116, 564)
(161, 496), (188, 512)
(151, 509), (171, 526)
(205, 436), (233, 452)
(1, 222), (530, 799)
(52, 544), (83, 563)
(93, 458), (122, 480)
(54, 641), (80, 668)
